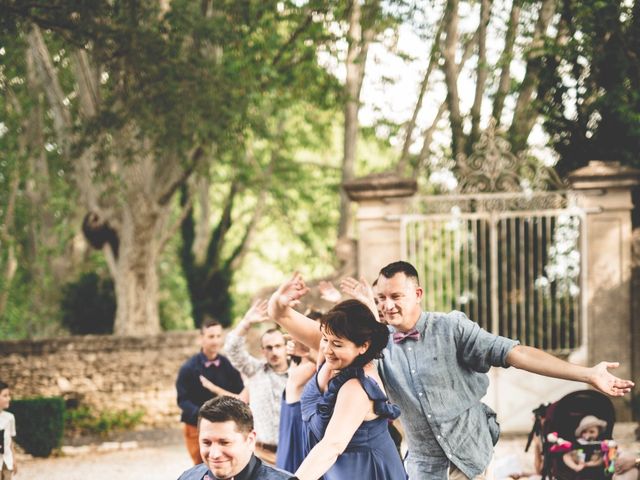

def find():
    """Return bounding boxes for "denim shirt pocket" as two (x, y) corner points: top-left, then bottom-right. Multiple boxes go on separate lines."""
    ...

(481, 402), (500, 446)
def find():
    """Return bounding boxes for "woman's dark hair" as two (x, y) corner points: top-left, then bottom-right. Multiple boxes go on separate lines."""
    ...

(320, 299), (389, 368)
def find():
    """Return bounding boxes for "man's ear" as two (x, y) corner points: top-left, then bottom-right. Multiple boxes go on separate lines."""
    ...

(415, 286), (424, 302)
(247, 430), (257, 449)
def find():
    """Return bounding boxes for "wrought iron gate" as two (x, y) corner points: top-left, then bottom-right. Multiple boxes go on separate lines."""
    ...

(400, 121), (587, 354)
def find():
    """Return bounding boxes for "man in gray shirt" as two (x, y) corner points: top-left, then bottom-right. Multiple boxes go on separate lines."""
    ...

(267, 263), (634, 480)
(374, 261), (634, 480)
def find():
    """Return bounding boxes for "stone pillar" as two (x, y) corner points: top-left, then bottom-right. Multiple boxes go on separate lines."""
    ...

(343, 173), (417, 283)
(568, 161), (640, 421)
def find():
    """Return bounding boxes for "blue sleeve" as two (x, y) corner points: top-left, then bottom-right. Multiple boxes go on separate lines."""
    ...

(176, 362), (200, 422)
(451, 310), (519, 372)
(228, 363), (244, 394)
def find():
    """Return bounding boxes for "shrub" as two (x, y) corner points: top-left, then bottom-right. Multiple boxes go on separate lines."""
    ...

(64, 405), (145, 437)
(60, 272), (116, 334)
(9, 397), (65, 457)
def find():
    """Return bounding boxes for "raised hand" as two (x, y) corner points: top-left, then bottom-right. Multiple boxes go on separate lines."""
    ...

(340, 276), (380, 322)
(242, 299), (269, 326)
(587, 362), (634, 397)
(318, 280), (342, 304)
(268, 272), (310, 319)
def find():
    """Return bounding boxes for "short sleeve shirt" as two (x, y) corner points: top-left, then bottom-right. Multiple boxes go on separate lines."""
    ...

(379, 310), (519, 479)
(0, 410), (16, 470)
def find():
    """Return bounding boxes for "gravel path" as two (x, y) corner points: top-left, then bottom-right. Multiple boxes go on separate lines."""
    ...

(19, 443), (193, 480)
(15, 436), (537, 480)
(16, 424), (638, 480)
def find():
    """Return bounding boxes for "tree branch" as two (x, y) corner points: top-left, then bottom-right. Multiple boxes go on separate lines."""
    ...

(469, 0), (492, 150)
(205, 180), (238, 271)
(509, 0), (557, 151)
(417, 27), (477, 171)
(0, 170), (21, 318)
(27, 24), (72, 150)
(397, 12), (446, 175)
(441, 0), (465, 158)
(157, 145), (203, 205)
(492, 0), (522, 126)
(71, 48), (100, 119)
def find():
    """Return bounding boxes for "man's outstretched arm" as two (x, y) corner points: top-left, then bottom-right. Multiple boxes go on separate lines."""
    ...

(506, 345), (634, 397)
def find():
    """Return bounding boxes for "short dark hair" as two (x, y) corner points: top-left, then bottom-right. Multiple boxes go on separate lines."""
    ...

(379, 261), (420, 285)
(0, 380), (8, 391)
(201, 317), (222, 332)
(198, 396), (254, 434)
(320, 300), (389, 368)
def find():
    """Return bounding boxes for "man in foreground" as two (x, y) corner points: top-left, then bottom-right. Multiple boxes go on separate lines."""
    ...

(177, 396), (292, 480)
(224, 300), (289, 464)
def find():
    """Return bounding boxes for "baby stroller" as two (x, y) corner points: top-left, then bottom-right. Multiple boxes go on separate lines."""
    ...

(525, 390), (616, 480)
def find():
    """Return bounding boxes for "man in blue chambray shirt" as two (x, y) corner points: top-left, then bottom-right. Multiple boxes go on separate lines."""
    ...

(374, 261), (634, 480)
(266, 264), (635, 480)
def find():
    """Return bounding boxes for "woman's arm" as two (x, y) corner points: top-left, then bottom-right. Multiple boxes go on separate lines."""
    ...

(267, 273), (322, 350)
(294, 379), (371, 480)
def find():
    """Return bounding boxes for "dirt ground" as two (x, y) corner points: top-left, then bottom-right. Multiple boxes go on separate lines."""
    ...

(15, 424), (639, 480)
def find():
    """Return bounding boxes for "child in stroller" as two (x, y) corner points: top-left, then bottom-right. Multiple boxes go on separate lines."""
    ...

(525, 390), (616, 480)
(562, 415), (608, 476)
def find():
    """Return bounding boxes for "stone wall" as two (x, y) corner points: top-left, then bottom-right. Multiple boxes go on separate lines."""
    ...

(0, 331), (200, 427)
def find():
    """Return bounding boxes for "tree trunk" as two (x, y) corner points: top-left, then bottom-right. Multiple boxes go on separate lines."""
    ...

(442, 0), (466, 158)
(492, 0), (522, 126)
(397, 15), (446, 175)
(509, 0), (557, 151)
(469, 0), (492, 150)
(112, 204), (166, 335)
(338, 0), (364, 239)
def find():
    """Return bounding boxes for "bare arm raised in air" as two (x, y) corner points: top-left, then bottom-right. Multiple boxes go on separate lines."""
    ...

(267, 273), (322, 351)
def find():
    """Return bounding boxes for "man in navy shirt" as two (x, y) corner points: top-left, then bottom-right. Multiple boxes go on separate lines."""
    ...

(177, 396), (291, 480)
(177, 318), (246, 464)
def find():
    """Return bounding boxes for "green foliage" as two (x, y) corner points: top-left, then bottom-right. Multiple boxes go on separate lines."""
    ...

(60, 272), (116, 335)
(539, 0), (640, 176)
(64, 405), (145, 437)
(9, 397), (65, 457)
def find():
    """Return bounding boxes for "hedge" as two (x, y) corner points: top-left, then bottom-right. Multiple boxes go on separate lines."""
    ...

(8, 397), (65, 457)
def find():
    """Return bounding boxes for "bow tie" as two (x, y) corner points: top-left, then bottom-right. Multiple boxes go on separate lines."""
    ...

(204, 358), (221, 368)
(392, 329), (421, 344)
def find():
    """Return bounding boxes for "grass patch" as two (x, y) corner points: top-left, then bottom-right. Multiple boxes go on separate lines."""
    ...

(65, 406), (145, 437)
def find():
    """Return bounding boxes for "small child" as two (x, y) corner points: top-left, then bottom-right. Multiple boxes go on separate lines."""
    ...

(0, 380), (17, 479)
(563, 415), (607, 474)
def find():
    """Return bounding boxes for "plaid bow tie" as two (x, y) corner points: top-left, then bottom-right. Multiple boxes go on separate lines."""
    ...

(204, 358), (221, 368)
(392, 329), (421, 344)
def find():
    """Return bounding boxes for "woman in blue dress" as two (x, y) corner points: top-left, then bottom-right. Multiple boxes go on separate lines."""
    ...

(269, 274), (407, 480)
(276, 338), (316, 472)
